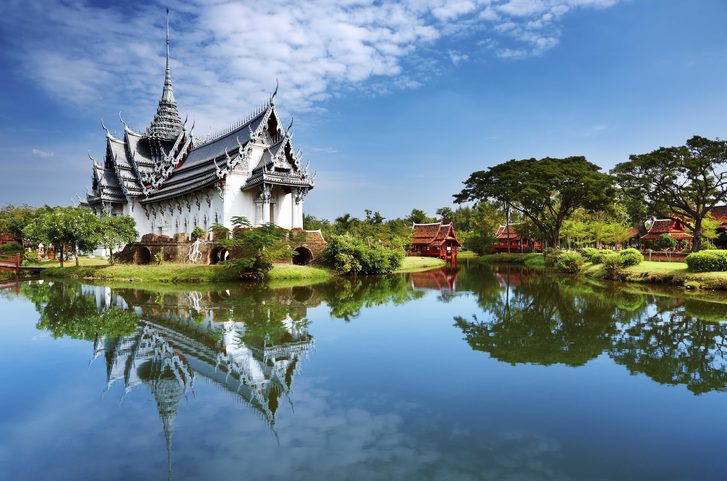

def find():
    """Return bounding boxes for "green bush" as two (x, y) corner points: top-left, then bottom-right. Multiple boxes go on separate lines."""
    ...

(0, 241), (22, 253)
(601, 252), (623, 278)
(655, 233), (677, 250)
(619, 248), (644, 267)
(544, 248), (561, 268)
(191, 226), (205, 241)
(580, 247), (599, 262)
(320, 235), (404, 275)
(700, 239), (717, 251)
(24, 251), (40, 264)
(686, 250), (727, 272)
(553, 251), (584, 273)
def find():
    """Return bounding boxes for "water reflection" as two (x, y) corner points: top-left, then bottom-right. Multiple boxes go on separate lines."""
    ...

(22, 282), (315, 480)
(453, 265), (727, 394)
(11, 264), (727, 479)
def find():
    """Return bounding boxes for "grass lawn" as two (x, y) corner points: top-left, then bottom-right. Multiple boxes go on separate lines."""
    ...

(395, 256), (446, 273)
(24, 256), (110, 268)
(479, 252), (546, 269)
(267, 264), (333, 287)
(583, 260), (727, 290)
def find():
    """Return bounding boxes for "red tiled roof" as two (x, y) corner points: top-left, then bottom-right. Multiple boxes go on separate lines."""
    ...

(495, 224), (520, 240)
(641, 218), (692, 241)
(411, 222), (462, 247)
(711, 205), (727, 226)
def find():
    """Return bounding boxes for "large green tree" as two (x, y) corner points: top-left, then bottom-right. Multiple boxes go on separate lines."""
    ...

(612, 136), (727, 251)
(98, 215), (137, 263)
(23, 207), (101, 267)
(455, 157), (613, 247)
(0, 204), (38, 240)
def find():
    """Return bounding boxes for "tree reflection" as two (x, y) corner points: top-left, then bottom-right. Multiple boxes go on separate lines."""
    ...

(610, 309), (727, 394)
(23, 282), (139, 340)
(454, 265), (727, 394)
(454, 271), (619, 366)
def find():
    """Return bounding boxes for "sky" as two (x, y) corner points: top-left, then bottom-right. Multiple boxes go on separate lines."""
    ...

(1, 0), (726, 221)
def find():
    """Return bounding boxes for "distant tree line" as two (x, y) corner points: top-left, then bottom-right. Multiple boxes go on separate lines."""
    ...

(0, 204), (137, 267)
(455, 135), (727, 252)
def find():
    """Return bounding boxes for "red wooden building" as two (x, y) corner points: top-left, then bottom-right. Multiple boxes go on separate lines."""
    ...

(711, 206), (727, 249)
(409, 222), (461, 259)
(493, 224), (541, 253)
(0, 233), (17, 247)
(640, 218), (692, 250)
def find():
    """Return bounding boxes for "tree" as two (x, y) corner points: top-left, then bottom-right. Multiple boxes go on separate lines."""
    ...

(23, 207), (101, 267)
(98, 215), (137, 263)
(613, 136), (727, 251)
(455, 157), (613, 247)
(405, 209), (435, 225)
(0, 204), (38, 240)
(435, 207), (455, 224)
(364, 209), (385, 225)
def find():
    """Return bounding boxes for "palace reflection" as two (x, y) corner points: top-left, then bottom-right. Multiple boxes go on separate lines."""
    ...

(23, 282), (316, 480)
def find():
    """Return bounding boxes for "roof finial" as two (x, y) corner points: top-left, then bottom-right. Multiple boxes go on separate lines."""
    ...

(162, 8), (175, 103)
(271, 78), (279, 104)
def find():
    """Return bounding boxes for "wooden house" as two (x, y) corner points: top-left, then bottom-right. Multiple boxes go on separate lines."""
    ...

(409, 222), (461, 259)
(640, 218), (692, 250)
(493, 224), (541, 253)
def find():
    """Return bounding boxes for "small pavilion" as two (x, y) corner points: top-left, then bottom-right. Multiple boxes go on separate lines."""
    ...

(640, 218), (692, 250)
(493, 224), (541, 253)
(409, 222), (461, 259)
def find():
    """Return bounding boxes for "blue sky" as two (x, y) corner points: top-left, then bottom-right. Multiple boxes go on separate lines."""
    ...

(1, 0), (726, 220)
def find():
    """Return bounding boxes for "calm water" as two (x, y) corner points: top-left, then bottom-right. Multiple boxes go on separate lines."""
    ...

(1, 262), (727, 481)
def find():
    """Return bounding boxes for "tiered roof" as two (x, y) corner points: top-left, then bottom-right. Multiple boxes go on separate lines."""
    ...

(641, 218), (693, 241)
(84, 13), (313, 209)
(411, 222), (461, 247)
(495, 224), (521, 240)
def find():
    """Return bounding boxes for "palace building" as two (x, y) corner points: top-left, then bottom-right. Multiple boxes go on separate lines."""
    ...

(83, 13), (314, 237)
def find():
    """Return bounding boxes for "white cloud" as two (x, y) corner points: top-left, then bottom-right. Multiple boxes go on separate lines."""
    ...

(31, 148), (54, 158)
(0, 0), (623, 132)
(448, 50), (470, 65)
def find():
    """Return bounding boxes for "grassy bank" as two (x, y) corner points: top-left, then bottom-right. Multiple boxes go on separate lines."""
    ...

(266, 264), (333, 287)
(479, 252), (546, 269)
(394, 256), (446, 273)
(583, 260), (727, 290)
(41, 262), (333, 285)
(480, 252), (727, 291)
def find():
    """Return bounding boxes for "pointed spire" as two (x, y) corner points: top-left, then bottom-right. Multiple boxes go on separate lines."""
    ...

(147, 8), (184, 142)
(162, 8), (174, 103)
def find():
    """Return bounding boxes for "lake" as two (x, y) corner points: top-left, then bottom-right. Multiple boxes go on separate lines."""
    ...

(1, 261), (726, 481)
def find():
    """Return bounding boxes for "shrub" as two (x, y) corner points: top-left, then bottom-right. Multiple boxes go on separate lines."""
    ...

(320, 235), (404, 275)
(191, 226), (205, 241)
(619, 248), (644, 267)
(686, 250), (727, 272)
(655, 233), (677, 250)
(0, 241), (22, 253)
(700, 239), (717, 251)
(153, 252), (163, 265)
(553, 251), (584, 273)
(601, 252), (623, 278)
(580, 247), (599, 262)
(223, 257), (272, 281)
(24, 251), (40, 264)
(544, 248), (561, 268)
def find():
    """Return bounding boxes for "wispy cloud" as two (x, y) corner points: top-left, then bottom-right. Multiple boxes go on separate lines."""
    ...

(0, 0), (623, 132)
(31, 148), (54, 158)
(307, 146), (340, 154)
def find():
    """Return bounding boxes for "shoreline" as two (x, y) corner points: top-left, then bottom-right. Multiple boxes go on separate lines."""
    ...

(29, 256), (447, 287)
(478, 253), (727, 291)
